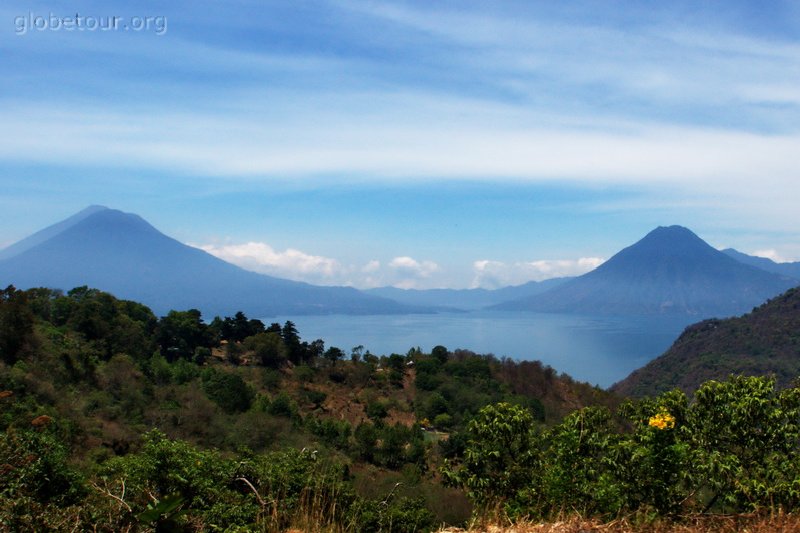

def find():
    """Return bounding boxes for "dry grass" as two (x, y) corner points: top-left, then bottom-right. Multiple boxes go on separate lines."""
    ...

(438, 512), (800, 532)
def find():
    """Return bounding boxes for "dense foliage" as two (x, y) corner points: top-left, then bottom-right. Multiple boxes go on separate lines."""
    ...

(445, 375), (800, 523)
(5, 284), (800, 530)
(0, 284), (618, 530)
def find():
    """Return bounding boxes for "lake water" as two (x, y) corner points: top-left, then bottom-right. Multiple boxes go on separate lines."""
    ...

(271, 311), (696, 388)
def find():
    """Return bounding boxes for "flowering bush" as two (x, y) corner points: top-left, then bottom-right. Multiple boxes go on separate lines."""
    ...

(445, 375), (800, 522)
(648, 409), (676, 429)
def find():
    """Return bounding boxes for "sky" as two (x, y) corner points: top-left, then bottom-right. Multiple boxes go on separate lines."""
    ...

(2, 0), (800, 289)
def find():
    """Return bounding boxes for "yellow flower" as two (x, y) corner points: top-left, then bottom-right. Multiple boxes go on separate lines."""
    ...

(648, 409), (675, 430)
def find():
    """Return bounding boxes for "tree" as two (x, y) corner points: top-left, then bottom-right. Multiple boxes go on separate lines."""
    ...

(387, 353), (406, 386)
(324, 346), (345, 367)
(431, 345), (449, 365)
(157, 309), (211, 362)
(281, 321), (304, 364)
(0, 285), (34, 364)
(212, 311), (266, 343)
(350, 345), (364, 363)
(307, 339), (325, 361)
(244, 332), (287, 368)
(355, 422), (378, 462)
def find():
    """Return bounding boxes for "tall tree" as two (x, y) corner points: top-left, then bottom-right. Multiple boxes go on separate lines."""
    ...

(0, 285), (34, 364)
(281, 321), (303, 364)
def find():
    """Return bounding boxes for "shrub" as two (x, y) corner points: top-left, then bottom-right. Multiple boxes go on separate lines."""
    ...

(684, 375), (800, 512)
(304, 388), (327, 408)
(366, 399), (389, 421)
(445, 376), (800, 522)
(443, 402), (539, 519)
(201, 368), (254, 413)
(0, 425), (85, 506)
(267, 392), (298, 419)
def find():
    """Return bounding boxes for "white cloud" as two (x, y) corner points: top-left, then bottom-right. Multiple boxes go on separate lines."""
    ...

(386, 256), (441, 289)
(194, 243), (443, 289)
(362, 260), (381, 273)
(472, 257), (605, 288)
(197, 241), (345, 284)
(388, 256), (439, 276)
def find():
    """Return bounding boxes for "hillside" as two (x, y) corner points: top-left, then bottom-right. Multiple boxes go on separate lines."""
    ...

(0, 207), (421, 317)
(494, 226), (797, 317)
(611, 287), (800, 397)
(0, 285), (619, 529)
(4, 286), (800, 530)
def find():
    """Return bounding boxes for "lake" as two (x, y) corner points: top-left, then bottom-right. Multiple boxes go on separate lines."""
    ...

(270, 311), (696, 388)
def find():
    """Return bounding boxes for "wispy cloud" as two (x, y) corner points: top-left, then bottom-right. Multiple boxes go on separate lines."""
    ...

(3, 1), (800, 277)
(3, 103), (799, 188)
(4, 1), (800, 186)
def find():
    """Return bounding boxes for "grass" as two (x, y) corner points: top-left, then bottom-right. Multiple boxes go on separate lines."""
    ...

(438, 513), (800, 532)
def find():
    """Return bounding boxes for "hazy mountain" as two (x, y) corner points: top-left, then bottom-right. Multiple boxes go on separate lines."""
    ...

(610, 287), (800, 397)
(0, 207), (424, 317)
(366, 278), (569, 311)
(493, 226), (798, 317)
(722, 248), (800, 279)
(0, 205), (107, 261)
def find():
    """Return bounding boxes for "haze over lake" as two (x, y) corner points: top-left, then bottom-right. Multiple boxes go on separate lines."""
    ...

(273, 311), (696, 388)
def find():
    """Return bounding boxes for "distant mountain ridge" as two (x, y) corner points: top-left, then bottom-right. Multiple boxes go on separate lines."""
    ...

(492, 226), (798, 317)
(0, 207), (424, 317)
(722, 248), (800, 279)
(610, 287), (800, 397)
(3, 210), (797, 321)
(366, 278), (569, 311)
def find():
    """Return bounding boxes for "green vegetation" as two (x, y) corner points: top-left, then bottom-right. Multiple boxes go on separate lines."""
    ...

(612, 287), (800, 397)
(445, 375), (800, 523)
(4, 284), (800, 530)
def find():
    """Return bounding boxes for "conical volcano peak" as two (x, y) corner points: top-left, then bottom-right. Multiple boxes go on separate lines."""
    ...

(83, 207), (151, 226)
(62, 207), (165, 243)
(82, 204), (110, 213)
(615, 225), (717, 260)
(638, 225), (706, 246)
(0, 206), (418, 316)
(648, 225), (698, 238)
(0, 204), (112, 261)
(494, 224), (797, 316)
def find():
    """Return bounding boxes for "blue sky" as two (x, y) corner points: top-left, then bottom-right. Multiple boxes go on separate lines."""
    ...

(2, 0), (799, 289)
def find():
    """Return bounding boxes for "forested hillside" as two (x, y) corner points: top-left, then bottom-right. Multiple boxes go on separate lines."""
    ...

(4, 285), (800, 530)
(0, 284), (616, 530)
(611, 287), (800, 397)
